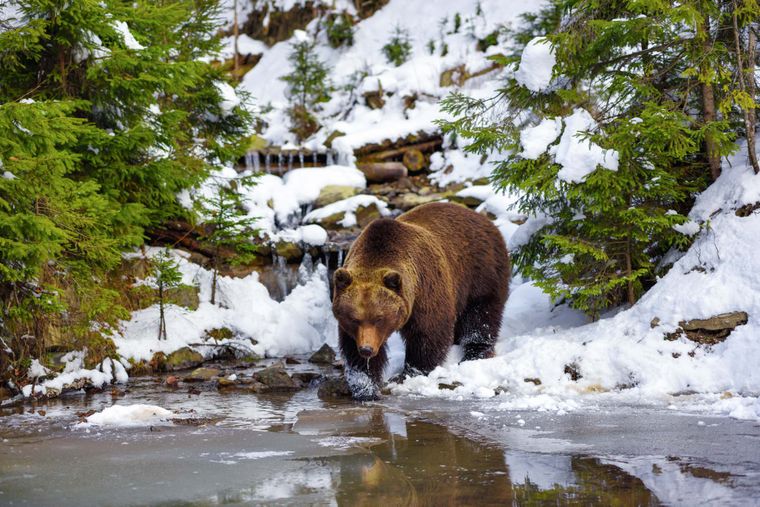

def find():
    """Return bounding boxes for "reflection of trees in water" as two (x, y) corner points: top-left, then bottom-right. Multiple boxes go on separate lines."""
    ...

(511, 456), (660, 506)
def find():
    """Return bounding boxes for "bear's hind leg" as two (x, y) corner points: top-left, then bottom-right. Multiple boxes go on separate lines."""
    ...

(339, 331), (387, 400)
(456, 297), (505, 362)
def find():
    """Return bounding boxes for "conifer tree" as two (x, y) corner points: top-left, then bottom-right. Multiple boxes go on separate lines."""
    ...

(150, 249), (182, 341)
(441, 0), (754, 317)
(194, 178), (258, 305)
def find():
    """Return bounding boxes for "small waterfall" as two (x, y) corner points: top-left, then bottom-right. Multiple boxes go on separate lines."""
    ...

(326, 150), (335, 166)
(287, 153), (293, 171)
(265, 153), (271, 173)
(298, 151), (305, 169)
(297, 252), (314, 284)
(278, 152), (284, 172)
(244, 151), (260, 173)
(312, 152), (318, 166)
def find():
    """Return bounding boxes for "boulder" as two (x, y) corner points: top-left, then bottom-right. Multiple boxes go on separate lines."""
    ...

(184, 367), (221, 382)
(253, 362), (299, 391)
(315, 185), (361, 208)
(355, 203), (382, 228)
(317, 376), (352, 400)
(274, 241), (303, 262)
(392, 193), (443, 211)
(165, 347), (204, 371)
(667, 311), (750, 345)
(309, 344), (336, 364)
(363, 90), (385, 110)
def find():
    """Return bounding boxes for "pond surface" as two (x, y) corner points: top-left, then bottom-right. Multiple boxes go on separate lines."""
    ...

(1, 362), (758, 506)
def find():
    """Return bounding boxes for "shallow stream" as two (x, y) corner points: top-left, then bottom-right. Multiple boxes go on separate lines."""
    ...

(1, 360), (759, 506)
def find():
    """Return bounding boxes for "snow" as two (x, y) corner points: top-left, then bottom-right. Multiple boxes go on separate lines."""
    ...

(78, 404), (173, 428)
(520, 117), (561, 159)
(298, 224), (328, 246)
(554, 109), (619, 183)
(214, 81), (241, 114)
(112, 20), (144, 50)
(28, 359), (49, 379)
(514, 37), (556, 92)
(390, 139), (760, 421)
(114, 248), (336, 362)
(303, 194), (390, 228)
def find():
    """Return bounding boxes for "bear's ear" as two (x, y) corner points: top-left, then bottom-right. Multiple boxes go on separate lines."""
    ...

(383, 270), (402, 293)
(334, 268), (353, 291)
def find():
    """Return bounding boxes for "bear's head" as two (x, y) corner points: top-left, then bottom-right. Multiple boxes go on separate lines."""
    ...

(332, 266), (411, 359)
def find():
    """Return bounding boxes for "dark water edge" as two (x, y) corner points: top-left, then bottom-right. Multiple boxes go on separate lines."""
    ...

(1, 366), (758, 506)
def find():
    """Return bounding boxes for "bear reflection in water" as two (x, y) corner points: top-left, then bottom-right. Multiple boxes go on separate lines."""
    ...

(296, 409), (659, 506)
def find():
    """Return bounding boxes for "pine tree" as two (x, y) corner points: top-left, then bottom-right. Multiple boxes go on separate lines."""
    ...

(150, 249), (182, 341)
(281, 32), (331, 142)
(382, 26), (412, 66)
(194, 178), (258, 305)
(440, 0), (751, 317)
(0, 0), (254, 357)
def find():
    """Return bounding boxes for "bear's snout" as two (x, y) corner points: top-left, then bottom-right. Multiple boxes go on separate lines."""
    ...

(356, 325), (384, 358)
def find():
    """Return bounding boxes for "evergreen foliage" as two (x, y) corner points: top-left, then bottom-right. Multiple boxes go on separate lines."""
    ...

(194, 177), (258, 305)
(0, 0), (254, 355)
(280, 33), (331, 142)
(441, 0), (758, 317)
(325, 12), (355, 48)
(382, 26), (412, 67)
(150, 249), (182, 340)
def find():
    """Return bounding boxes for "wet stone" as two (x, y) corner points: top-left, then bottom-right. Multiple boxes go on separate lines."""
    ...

(253, 362), (299, 391)
(184, 367), (222, 382)
(165, 347), (204, 371)
(438, 381), (463, 391)
(309, 344), (336, 365)
(317, 375), (352, 400)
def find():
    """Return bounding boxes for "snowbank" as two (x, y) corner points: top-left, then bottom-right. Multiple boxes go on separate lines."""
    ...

(114, 248), (337, 362)
(393, 139), (760, 421)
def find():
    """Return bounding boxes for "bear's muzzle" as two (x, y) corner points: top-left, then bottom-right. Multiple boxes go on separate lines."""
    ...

(356, 325), (384, 358)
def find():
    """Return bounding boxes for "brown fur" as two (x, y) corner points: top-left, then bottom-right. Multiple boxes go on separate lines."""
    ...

(332, 202), (510, 400)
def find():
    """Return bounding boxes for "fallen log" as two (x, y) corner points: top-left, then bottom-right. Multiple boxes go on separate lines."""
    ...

(356, 161), (408, 183)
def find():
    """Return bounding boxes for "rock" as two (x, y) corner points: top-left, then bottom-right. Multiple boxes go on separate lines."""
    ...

(317, 376), (352, 399)
(274, 241), (303, 262)
(166, 285), (200, 310)
(165, 375), (179, 387)
(524, 377), (542, 385)
(356, 161), (408, 183)
(184, 367), (221, 382)
(356, 203), (382, 228)
(680, 312), (748, 332)
(392, 193), (443, 211)
(285, 357), (302, 365)
(165, 347), (204, 371)
(149, 352), (167, 372)
(203, 327), (234, 341)
(437, 381), (463, 391)
(253, 362), (299, 391)
(666, 311), (749, 345)
(439, 64), (467, 87)
(363, 90), (385, 110)
(309, 344), (336, 364)
(564, 363), (582, 381)
(315, 185), (360, 208)
(450, 194), (484, 208)
(402, 149), (426, 172)
(292, 371), (322, 385)
(650, 317), (661, 328)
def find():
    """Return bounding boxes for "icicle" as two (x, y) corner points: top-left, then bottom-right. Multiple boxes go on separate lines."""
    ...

(326, 150), (335, 166)
(278, 152), (284, 172)
(265, 153), (271, 173)
(337, 249), (344, 267)
(299, 151), (305, 169)
(298, 252), (314, 284)
(288, 152), (293, 171)
(313, 152), (318, 166)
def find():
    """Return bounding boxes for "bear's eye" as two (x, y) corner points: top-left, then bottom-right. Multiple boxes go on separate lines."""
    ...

(383, 271), (402, 292)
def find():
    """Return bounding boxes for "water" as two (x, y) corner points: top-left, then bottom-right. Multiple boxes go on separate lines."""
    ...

(3, 364), (758, 506)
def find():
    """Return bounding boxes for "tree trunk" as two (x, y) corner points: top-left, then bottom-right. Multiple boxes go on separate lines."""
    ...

(233, 0), (240, 75)
(211, 253), (218, 306)
(158, 284), (166, 340)
(700, 16), (722, 180)
(733, 3), (760, 174)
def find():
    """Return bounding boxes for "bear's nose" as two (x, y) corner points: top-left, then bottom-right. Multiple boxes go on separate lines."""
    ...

(358, 346), (375, 358)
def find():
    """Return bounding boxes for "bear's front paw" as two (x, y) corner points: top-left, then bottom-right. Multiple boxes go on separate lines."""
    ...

(344, 367), (380, 401)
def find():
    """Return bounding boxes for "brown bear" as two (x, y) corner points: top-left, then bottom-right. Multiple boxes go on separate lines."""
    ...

(332, 201), (510, 400)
